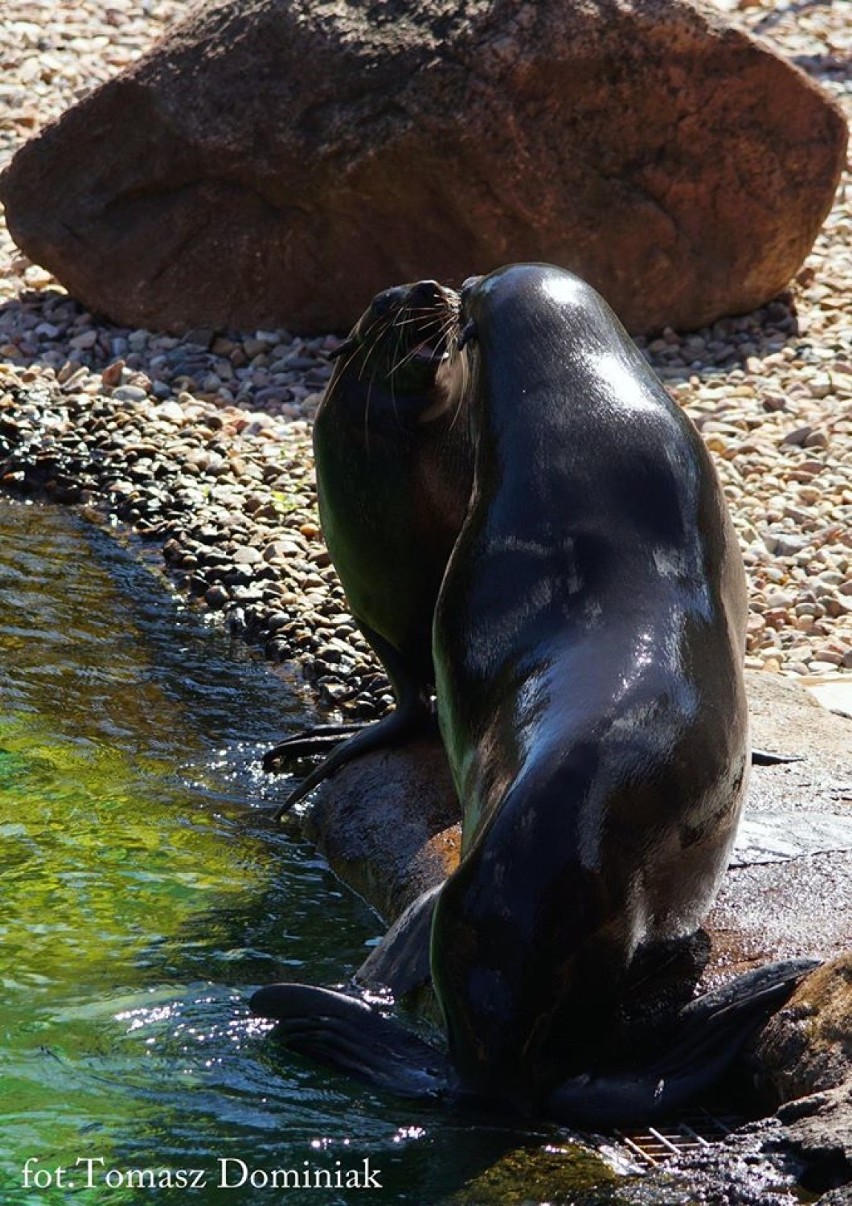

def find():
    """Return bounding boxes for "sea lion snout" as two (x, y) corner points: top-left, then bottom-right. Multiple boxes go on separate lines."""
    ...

(407, 279), (447, 308)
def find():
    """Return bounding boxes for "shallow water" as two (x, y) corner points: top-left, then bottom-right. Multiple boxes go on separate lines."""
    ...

(0, 498), (595, 1206)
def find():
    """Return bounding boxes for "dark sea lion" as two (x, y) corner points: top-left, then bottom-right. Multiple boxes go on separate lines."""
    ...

(426, 262), (765, 1106)
(263, 280), (472, 814)
(252, 264), (814, 1123)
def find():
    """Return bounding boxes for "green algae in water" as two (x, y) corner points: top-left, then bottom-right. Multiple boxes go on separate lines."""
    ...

(0, 499), (618, 1205)
(0, 499), (380, 1203)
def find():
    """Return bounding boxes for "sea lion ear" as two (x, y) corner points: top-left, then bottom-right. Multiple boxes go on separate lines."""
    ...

(457, 320), (477, 351)
(328, 336), (358, 361)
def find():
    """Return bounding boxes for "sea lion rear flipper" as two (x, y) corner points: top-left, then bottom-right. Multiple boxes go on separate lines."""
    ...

(356, 884), (442, 998)
(250, 983), (450, 1099)
(548, 956), (819, 1127)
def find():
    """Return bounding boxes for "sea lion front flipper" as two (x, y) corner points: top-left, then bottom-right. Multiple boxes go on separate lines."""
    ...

(262, 722), (365, 767)
(751, 749), (803, 765)
(548, 956), (819, 1128)
(250, 983), (450, 1099)
(356, 884), (442, 999)
(269, 626), (436, 819)
(269, 700), (437, 820)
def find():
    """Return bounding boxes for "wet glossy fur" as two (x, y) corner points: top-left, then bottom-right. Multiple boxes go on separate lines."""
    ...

(430, 264), (750, 1106)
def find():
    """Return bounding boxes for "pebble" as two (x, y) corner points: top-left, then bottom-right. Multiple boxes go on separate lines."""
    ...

(781, 426), (812, 447)
(204, 584), (230, 608)
(68, 329), (98, 350)
(0, 0), (850, 713)
(111, 384), (149, 403)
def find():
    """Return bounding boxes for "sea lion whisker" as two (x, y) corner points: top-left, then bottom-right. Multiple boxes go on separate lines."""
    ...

(355, 322), (389, 382)
(387, 324), (409, 385)
(390, 323), (445, 354)
(393, 307), (447, 337)
(362, 371), (379, 450)
(391, 308), (445, 328)
(393, 311), (439, 325)
(334, 341), (365, 382)
(356, 313), (395, 363)
(388, 320), (448, 375)
(354, 351), (372, 384)
(446, 356), (470, 435)
(388, 341), (429, 375)
(384, 319), (432, 381)
(389, 363), (402, 428)
(438, 312), (459, 349)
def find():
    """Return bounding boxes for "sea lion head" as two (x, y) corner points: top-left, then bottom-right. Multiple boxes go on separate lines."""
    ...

(330, 279), (461, 406)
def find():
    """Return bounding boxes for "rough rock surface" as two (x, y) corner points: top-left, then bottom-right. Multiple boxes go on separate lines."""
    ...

(300, 736), (459, 921)
(770, 1086), (852, 1195)
(301, 670), (852, 942)
(754, 955), (852, 1105)
(747, 955), (852, 1196)
(0, 0), (846, 335)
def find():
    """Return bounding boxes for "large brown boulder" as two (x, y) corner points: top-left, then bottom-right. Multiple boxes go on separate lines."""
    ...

(2, 0), (845, 335)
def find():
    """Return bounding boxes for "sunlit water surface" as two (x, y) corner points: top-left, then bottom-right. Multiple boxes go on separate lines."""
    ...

(0, 499), (594, 1206)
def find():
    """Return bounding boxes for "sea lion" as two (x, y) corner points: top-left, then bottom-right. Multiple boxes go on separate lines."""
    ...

(263, 279), (472, 814)
(263, 279), (791, 812)
(252, 264), (814, 1123)
(427, 262), (759, 1106)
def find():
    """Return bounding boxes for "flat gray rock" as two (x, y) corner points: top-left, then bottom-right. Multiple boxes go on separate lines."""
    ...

(731, 812), (852, 866)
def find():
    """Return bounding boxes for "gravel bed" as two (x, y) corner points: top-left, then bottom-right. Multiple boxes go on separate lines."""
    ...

(0, 0), (850, 722)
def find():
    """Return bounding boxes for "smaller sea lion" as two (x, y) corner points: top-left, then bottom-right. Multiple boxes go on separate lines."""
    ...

(263, 280), (472, 815)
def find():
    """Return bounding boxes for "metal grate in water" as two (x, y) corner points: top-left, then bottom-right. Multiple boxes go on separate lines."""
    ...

(604, 1110), (742, 1171)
